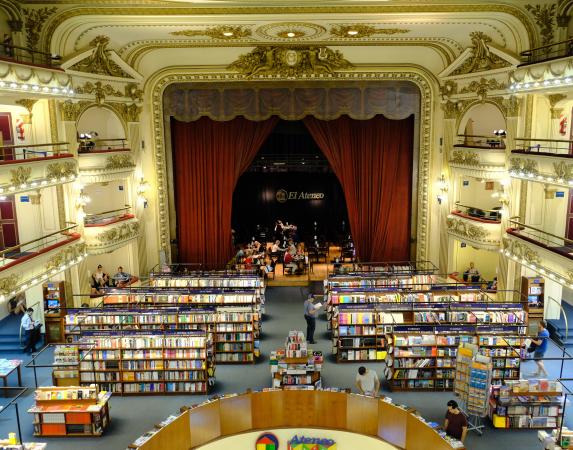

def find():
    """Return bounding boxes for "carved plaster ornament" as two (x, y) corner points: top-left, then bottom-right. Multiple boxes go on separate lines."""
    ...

(171, 25), (252, 39)
(45, 242), (87, 272)
(10, 167), (31, 186)
(125, 83), (143, 102)
(460, 78), (507, 101)
(59, 101), (90, 122)
(75, 82), (123, 104)
(70, 35), (131, 78)
(22, 7), (57, 50)
(94, 221), (140, 245)
(105, 154), (135, 170)
(509, 158), (539, 175)
(46, 161), (77, 180)
(446, 217), (488, 240)
(452, 32), (511, 75)
(0, 274), (20, 294)
(329, 25), (410, 38)
(526, 4), (557, 46)
(228, 46), (353, 78)
(554, 161), (573, 180)
(15, 99), (38, 119)
(450, 150), (480, 166)
(109, 103), (141, 123)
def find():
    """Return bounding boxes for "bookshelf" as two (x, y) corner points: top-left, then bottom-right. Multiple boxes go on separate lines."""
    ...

(78, 331), (213, 395)
(521, 276), (545, 328)
(214, 307), (259, 363)
(150, 273), (264, 289)
(489, 380), (564, 429)
(454, 343), (492, 417)
(52, 345), (80, 387)
(28, 386), (111, 437)
(269, 331), (323, 389)
(43, 281), (66, 343)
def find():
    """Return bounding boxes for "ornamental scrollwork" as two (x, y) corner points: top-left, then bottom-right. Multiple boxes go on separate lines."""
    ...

(460, 77), (507, 100)
(509, 158), (538, 176)
(446, 217), (489, 240)
(228, 46), (353, 78)
(125, 83), (143, 102)
(45, 242), (87, 272)
(10, 166), (31, 186)
(94, 221), (140, 245)
(105, 154), (135, 170)
(171, 25), (252, 40)
(553, 161), (573, 180)
(329, 25), (410, 38)
(46, 161), (77, 180)
(69, 35), (132, 78)
(526, 3), (557, 46)
(0, 274), (20, 294)
(22, 7), (57, 50)
(450, 150), (480, 166)
(59, 101), (91, 122)
(108, 103), (141, 123)
(503, 238), (542, 265)
(452, 32), (511, 76)
(75, 81), (123, 104)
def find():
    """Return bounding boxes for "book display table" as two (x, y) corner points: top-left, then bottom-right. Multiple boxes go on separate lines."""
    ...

(270, 332), (323, 389)
(0, 359), (22, 388)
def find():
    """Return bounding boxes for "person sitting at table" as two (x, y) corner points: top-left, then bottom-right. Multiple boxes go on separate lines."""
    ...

(284, 250), (298, 274)
(112, 266), (138, 288)
(463, 262), (481, 283)
(271, 240), (285, 253)
(260, 254), (276, 279)
(90, 264), (110, 295)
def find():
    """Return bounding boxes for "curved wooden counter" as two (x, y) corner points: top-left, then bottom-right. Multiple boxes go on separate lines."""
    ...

(132, 390), (464, 450)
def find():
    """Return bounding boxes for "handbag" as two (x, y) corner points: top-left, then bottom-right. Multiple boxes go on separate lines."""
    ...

(527, 341), (537, 353)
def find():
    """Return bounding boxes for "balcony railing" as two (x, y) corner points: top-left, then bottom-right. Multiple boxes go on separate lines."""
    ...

(0, 43), (61, 69)
(508, 217), (573, 258)
(0, 142), (70, 163)
(512, 138), (573, 157)
(78, 138), (128, 154)
(454, 134), (506, 150)
(0, 223), (78, 270)
(84, 206), (133, 227)
(453, 202), (501, 223)
(520, 37), (573, 66)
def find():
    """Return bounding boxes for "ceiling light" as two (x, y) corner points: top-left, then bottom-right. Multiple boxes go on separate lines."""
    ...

(287, 32), (296, 38)
(222, 32), (234, 37)
(347, 30), (359, 36)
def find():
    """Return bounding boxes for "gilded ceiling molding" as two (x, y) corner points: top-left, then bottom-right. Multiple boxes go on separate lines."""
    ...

(329, 25), (410, 38)
(256, 22), (326, 40)
(69, 35), (131, 78)
(148, 67), (435, 264)
(107, 102), (141, 123)
(525, 3), (557, 46)
(75, 81), (123, 104)
(42, 4), (538, 53)
(125, 83), (143, 102)
(450, 150), (480, 166)
(452, 32), (512, 76)
(46, 161), (77, 180)
(59, 100), (91, 122)
(105, 154), (135, 170)
(0, 274), (20, 294)
(15, 98), (38, 116)
(228, 46), (353, 78)
(22, 6), (57, 50)
(171, 25), (252, 40)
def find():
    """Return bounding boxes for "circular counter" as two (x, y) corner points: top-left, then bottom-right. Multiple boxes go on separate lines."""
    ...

(132, 390), (464, 450)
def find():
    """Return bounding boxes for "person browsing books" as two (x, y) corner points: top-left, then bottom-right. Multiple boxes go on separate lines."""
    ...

(530, 320), (550, 377)
(304, 294), (321, 344)
(444, 400), (468, 443)
(355, 366), (380, 396)
(21, 307), (39, 354)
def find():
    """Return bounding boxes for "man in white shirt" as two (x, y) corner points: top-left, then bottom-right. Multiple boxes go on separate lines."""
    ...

(355, 366), (380, 396)
(21, 308), (37, 354)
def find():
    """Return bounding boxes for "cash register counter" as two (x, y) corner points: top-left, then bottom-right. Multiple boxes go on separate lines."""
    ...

(132, 390), (464, 450)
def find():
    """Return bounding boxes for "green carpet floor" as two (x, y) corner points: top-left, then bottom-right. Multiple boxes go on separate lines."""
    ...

(0, 284), (569, 449)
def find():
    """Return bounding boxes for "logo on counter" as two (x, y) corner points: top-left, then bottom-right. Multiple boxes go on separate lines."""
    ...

(256, 432), (279, 450)
(287, 435), (336, 450)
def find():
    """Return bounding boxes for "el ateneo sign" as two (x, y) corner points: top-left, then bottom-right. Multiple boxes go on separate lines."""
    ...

(276, 189), (325, 203)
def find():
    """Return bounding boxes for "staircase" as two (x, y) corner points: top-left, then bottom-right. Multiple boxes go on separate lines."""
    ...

(0, 314), (23, 353)
(547, 301), (573, 346)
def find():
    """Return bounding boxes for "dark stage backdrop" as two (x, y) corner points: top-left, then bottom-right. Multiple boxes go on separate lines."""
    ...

(232, 172), (349, 243)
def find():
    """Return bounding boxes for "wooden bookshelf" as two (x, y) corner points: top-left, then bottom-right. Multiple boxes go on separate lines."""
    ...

(28, 386), (111, 437)
(521, 276), (544, 330)
(43, 281), (66, 343)
(52, 345), (80, 387)
(77, 331), (213, 395)
(214, 307), (259, 363)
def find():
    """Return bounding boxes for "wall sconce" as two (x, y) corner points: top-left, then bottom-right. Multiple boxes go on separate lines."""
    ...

(137, 178), (149, 208)
(437, 174), (448, 204)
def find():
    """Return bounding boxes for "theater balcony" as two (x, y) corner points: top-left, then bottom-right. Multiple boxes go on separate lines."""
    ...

(0, 223), (85, 301)
(77, 139), (135, 183)
(448, 135), (507, 179)
(510, 38), (573, 94)
(0, 44), (74, 98)
(83, 206), (140, 255)
(446, 203), (502, 251)
(509, 138), (573, 188)
(0, 142), (77, 195)
(503, 218), (573, 287)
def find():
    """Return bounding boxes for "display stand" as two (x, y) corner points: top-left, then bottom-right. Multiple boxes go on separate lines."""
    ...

(52, 345), (79, 386)
(454, 343), (491, 435)
(269, 331), (322, 389)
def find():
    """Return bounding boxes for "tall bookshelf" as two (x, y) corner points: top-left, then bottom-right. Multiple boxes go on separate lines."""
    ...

(214, 307), (259, 363)
(521, 276), (545, 330)
(78, 331), (213, 395)
(28, 386), (111, 437)
(52, 345), (80, 386)
(43, 281), (66, 343)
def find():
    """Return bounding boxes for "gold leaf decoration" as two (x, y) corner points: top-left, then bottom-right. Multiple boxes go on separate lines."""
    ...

(69, 35), (131, 78)
(109, 103), (141, 123)
(171, 25), (252, 40)
(105, 154), (135, 170)
(10, 166), (32, 186)
(59, 100), (90, 122)
(460, 77), (507, 99)
(330, 24), (410, 38)
(446, 217), (489, 240)
(509, 158), (538, 176)
(525, 3), (556, 46)
(125, 83), (143, 102)
(45, 242), (87, 272)
(228, 46), (353, 78)
(22, 7), (57, 50)
(94, 221), (140, 245)
(450, 150), (480, 166)
(15, 99), (38, 115)
(452, 32), (511, 75)
(75, 81), (123, 104)
(46, 161), (77, 180)
(0, 274), (20, 294)
(553, 162), (573, 180)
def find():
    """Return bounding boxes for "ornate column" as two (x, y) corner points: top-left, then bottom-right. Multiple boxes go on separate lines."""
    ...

(439, 102), (458, 273)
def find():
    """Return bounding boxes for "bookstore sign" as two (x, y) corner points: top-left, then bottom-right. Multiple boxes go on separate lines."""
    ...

(276, 189), (325, 203)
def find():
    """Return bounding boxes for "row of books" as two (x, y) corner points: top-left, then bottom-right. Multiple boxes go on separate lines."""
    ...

(331, 292), (484, 304)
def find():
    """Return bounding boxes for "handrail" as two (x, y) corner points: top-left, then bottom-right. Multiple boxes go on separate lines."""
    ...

(512, 137), (573, 155)
(85, 205), (131, 218)
(0, 222), (77, 257)
(520, 36), (573, 65)
(0, 142), (69, 150)
(78, 137), (128, 153)
(515, 137), (573, 144)
(0, 42), (60, 68)
(0, 387), (28, 444)
(509, 216), (573, 246)
(454, 202), (501, 215)
(548, 296), (568, 342)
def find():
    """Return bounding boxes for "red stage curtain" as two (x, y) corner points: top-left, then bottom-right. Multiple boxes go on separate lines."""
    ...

(171, 116), (278, 268)
(304, 115), (414, 261)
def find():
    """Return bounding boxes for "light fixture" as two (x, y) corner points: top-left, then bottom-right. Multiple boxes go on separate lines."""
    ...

(347, 30), (359, 36)
(77, 190), (91, 208)
(137, 177), (150, 208)
(222, 31), (234, 37)
(493, 129), (507, 137)
(287, 32), (296, 38)
(436, 174), (448, 204)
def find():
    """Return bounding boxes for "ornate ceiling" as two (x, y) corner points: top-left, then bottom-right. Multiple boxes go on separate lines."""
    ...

(4, 0), (549, 79)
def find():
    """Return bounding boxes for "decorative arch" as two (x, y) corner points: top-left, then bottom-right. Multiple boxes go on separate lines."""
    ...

(0, 0), (22, 24)
(456, 99), (507, 136)
(76, 103), (128, 138)
(145, 66), (437, 264)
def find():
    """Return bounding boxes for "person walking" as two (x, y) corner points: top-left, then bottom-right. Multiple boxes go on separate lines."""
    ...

(304, 294), (320, 344)
(531, 320), (550, 377)
(355, 366), (380, 396)
(21, 308), (37, 354)
(444, 400), (468, 443)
